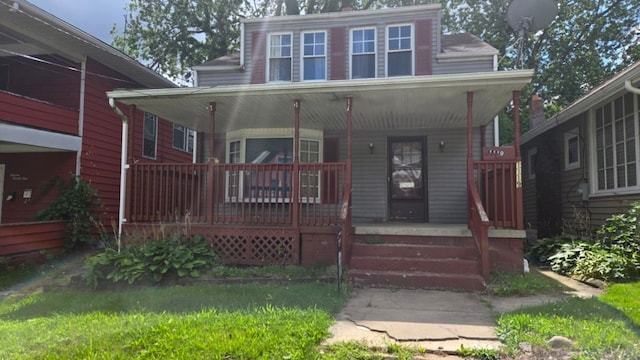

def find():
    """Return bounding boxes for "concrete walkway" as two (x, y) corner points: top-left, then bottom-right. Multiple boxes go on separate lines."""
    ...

(325, 270), (603, 357)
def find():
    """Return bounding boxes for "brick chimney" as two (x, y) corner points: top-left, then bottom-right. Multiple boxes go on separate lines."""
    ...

(529, 95), (545, 129)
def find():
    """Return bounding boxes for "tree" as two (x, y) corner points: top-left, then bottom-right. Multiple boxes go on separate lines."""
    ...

(440, 0), (640, 143)
(111, 0), (263, 83)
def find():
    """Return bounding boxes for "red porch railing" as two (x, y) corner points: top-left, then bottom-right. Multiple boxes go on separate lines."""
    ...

(126, 162), (346, 227)
(472, 160), (518, 228)
(467, 178), (490, 281)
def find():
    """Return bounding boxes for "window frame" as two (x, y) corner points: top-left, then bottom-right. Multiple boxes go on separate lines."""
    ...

(225, 129), (323, 203)
(385, 23), (414, 77)
(590, 93), (640, 195)
(349, 27), (377, 80)
(301, 30), (327, 82)
(564, 128), (580, 170)
(267, 32), (293, 83)
(527, 147), (537, 180)
(142, 112), (158, 159)
(172, 124), (195, 153)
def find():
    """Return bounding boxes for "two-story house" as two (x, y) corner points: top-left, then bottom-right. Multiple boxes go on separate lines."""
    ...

(0, 0), (193, 256)
(108, 4), (533, 290)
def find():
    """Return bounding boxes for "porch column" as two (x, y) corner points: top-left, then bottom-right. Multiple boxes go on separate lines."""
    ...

(292, 99), (301, 227)
(466, 92), (474, 222)
(513, 91), (524, 229)
(207, 102), (216, 225)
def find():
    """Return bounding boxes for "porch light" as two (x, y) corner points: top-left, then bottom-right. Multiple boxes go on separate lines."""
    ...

(368, 142), (374, 154)
(439, 140), (445, 152)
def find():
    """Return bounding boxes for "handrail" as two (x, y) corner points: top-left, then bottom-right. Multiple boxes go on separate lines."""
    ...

(468, 177), (490, 282)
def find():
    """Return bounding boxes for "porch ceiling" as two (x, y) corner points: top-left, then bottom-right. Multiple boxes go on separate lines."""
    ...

(107, 70), (533, 134)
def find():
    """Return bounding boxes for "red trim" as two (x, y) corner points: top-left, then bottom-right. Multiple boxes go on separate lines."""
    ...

(250, 31), (267, 84)
(415, 19), (433, 76)
(330, 27), (347, 80)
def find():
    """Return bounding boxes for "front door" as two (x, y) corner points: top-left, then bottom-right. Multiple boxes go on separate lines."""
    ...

(388, 138), (427, 221)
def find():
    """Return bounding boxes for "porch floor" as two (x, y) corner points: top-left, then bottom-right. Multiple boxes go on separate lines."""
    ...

(353, 223), (525, 239)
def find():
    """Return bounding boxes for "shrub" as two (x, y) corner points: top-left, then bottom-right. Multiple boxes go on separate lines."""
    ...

(527, 235), (573, 265)
(548, 202), (640, 282)
(34, 176), (101, 248)
(84, 234), (219, 288)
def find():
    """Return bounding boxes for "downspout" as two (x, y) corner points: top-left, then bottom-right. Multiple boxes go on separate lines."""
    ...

(493, 54), (500, 146)
(76, 57), (87, 176)
(625, 79), (640, 95)
(240, 22), (245, 68)
(108, 97), (128, 252)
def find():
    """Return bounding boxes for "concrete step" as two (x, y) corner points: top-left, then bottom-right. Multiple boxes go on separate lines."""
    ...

(350, 256), (479, 274)
(354, 234), (474, 247)
(351, 243), (478, 260)
(349, 270), (486, 292)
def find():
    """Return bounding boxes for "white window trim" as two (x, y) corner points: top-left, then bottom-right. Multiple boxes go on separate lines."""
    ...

(564, 128), (580, 170)
(225, 128), (323, 203)
(385, 23), (414, 77)
(266, 32), (293, 83)
(349, 26), (377, 80)
(588, 94), (640, 196)
(142, 112), (158, 160)
(300, 30), (327, 82)
(172, 124), (195, 153)
(527, 147), (537, 180)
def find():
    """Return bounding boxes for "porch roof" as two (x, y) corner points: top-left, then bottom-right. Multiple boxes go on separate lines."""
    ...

(107, 70), (533, 134)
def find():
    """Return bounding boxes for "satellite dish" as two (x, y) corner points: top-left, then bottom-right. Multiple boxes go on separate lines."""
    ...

(507, 0), (558, 33)
(507, 0), (558, 69)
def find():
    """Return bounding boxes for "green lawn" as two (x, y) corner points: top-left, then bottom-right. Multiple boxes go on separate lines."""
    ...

(0, 282), (348, 359)
(496, 282), (640, 359)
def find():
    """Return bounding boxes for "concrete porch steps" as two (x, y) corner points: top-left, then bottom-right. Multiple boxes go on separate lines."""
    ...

(348, 234), (485, 291)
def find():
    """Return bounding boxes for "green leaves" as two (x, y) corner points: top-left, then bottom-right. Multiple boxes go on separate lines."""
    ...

(84, 235), (219, 288)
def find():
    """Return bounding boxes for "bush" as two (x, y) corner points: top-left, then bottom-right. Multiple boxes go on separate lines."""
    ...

(84, 234), (219, 288)
(547, 201), (640, 282)
(527, 235), (572, 265)
(34, 176), (101, 248)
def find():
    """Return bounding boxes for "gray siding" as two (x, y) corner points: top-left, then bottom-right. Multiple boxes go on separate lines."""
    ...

(330, 127), (484, 223)
(432, 58), (494, 75)
(196, 71), (248, 86)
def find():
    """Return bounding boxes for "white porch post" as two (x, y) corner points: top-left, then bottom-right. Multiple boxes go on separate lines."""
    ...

(108, 98), (128, 252)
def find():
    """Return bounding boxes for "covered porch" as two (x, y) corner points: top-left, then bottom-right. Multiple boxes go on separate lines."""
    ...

(107, 70), (532, 286)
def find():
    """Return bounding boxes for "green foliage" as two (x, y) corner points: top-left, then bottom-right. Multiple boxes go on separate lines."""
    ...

(547, 202), (640, 282)
(0, 259), (39, 291)
(527, 235), (572, 264)
(34, 176), (101, 249)
(457, 345), (499, 360)
(84, 235), (219, 288)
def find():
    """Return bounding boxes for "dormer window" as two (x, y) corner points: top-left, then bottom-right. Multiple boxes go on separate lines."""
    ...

(302, 31), (326, 81)
(386, 24), (413, 77)
(268, 33), (292, 82)
(350, 28), (376, 79)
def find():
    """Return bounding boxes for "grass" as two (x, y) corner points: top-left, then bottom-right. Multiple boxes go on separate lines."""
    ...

(0, 282), (349, 359)
(485, 269), (569, 297)
(496, 282), (640, 359)
(0, 261), (41, 291)
(206, 264), (335, 279)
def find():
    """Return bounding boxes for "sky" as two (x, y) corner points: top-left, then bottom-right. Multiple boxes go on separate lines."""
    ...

(28, 0), (129, 43)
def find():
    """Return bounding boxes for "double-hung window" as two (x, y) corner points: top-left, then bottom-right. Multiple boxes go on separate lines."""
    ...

(143, 112), (157, 159)
(594, 93), (638, 192)
(564, 128), (580, 170)
(387, 24), (413, 77)
(172, 124), (195, 153)
(268, 33), (292, 82)
(351, 28), (376, 79)
(302, 31), (326, 81)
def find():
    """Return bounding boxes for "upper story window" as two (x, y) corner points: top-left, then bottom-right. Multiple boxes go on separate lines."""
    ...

(268, 33), (292, 82)
(302, 31), (326, 81)
(143, 112), (157, 159)
(593, 93), (638, 192)
(387, 24), (413, 77)
(173, 124), (195, 153)
(350, 28), (376, 79)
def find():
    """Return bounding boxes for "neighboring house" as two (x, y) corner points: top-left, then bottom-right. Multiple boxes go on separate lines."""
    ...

(0, 0), (193, 255)
(522, 61), (640, 239)
(108, 4), (534, 290)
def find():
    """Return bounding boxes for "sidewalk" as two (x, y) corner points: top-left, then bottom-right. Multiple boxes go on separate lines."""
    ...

(325, 270), (602, 357)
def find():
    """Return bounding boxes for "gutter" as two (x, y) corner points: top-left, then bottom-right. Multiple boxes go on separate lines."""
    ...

(625, 79), (640, 95)
(108, 97), (128, 253)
